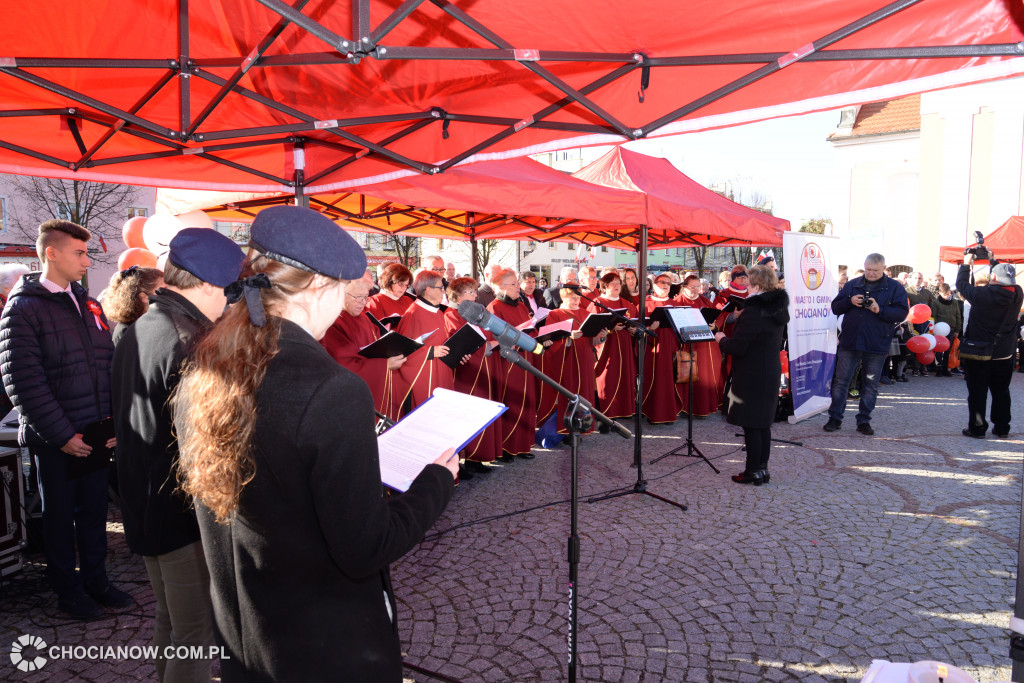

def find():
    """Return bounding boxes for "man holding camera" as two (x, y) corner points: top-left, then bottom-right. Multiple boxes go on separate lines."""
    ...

(957, 247), (1022, 438)
(825, 253), (910, 435)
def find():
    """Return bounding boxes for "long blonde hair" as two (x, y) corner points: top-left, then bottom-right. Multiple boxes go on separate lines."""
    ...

(172, 254), (317, 523)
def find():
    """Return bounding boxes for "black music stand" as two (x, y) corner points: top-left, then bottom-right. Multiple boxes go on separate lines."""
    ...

(651, 309), (720, 472)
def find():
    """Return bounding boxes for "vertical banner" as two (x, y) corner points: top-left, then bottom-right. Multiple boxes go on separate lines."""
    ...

(783, 233), (839, 423)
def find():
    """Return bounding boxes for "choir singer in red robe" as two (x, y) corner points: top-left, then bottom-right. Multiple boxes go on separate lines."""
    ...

(589, 273), (637, 420)
(673, 274), (723, 416)
(444, 278), (502, 474)
(321, 274), (407, 420)
(642, 274), (684, 424)
(539, 287), (601, 435)
(366, 263), (414, 324)
(488, 269), (539, 461)
(392, 270), (454, 417)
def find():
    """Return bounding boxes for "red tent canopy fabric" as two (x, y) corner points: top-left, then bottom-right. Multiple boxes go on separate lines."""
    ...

(158, 151), (788, 249)
(938, 216), (1024, 264)
(1, 0), (1022, 191)
(572, 147), (787, 245)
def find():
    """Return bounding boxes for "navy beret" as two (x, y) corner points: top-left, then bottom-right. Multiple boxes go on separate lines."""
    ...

(249, 205), (367, 280)
(167, 228), (246, 288)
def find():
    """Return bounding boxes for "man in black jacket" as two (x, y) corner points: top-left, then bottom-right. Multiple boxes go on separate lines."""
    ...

(112, 228), (244, 680)
(0, 220), (129, 620)
(957, 253), (1023, 438)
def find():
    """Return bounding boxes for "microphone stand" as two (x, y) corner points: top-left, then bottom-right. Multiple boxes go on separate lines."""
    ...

(577, 289), (689, 513)
(495, 341), (631, 683)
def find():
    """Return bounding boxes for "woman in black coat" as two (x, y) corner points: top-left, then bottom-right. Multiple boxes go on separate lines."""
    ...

(716, 265), (790, 486)
(172, 206), (458, 682)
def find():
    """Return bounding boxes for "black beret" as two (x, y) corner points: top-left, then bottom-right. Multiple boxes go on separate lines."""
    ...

(167, 228), (246, 287)
(249, 205), (367, 279)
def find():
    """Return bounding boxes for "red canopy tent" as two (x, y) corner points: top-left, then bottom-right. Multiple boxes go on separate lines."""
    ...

(1, 0), (1022, 193)
(938, 216), (1024, 264)
(157, 150), (789, 272)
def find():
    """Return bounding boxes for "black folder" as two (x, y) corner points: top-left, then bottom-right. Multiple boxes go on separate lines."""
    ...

(365, 312), (389, 335)
(644, 305), (678, 327)
(69, 417), (115, 479)
(579, 313), (618, 337)
(700, 307), (721, 324)
(534, 325), (572, 345)
(378, 314), (402, 329)
(440, 324), (487, 369)
(358, 331), (424, 359)
(719, 295), (746, 314)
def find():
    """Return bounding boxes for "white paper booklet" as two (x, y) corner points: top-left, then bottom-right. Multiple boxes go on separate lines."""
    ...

(377, 388), (507, 491)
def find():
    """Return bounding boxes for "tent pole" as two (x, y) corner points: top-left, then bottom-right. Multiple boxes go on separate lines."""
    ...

(293, 139), (309, 208)
(634, 228), (648, 473)
(470, 217), (479, 280)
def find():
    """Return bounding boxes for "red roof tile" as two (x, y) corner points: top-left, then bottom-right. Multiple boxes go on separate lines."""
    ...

(832, 94), (921, 138)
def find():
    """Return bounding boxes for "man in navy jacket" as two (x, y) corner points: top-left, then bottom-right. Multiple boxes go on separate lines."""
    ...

(824, 253), (910, 435)
(0, 220), (131, 619)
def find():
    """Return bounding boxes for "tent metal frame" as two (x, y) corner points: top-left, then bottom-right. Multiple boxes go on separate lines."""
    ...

(1, 0), (1021, 190)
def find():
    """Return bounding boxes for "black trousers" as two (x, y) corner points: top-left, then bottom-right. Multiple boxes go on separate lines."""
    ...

(743, 426), (771, 473)
(32, 445), (110, 599)
(961, 357), (1014, 436)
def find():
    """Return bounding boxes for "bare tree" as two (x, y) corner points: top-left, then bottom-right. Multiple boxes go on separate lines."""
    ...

(449, 238), (516, 275)
(688, 246), (708, 277)
(389, 235), (420, 268)
(4, 175), (140, 266)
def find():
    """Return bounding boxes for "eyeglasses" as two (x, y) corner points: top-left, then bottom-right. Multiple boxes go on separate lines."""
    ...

(427, 284), (444, 290)
(655, 280), (671, 286)
(430, 267), (445, 273)
(346, 293), (368, 302)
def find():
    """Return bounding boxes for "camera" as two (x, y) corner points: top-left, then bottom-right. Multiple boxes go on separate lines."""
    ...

(964, 230), (991, 259)
(862, 297), (875, 309)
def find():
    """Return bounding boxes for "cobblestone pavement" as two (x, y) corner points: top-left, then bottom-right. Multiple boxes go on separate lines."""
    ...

(1, 372), (1021, 682)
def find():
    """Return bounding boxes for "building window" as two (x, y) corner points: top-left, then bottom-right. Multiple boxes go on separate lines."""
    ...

(600, 246), (608, 253)
(0, 196), (6, 232)
(127, 207), (148, 218)
(436, 238), (445, 251)
(548, 241), (557, 250)
(56, 203), (72, 221)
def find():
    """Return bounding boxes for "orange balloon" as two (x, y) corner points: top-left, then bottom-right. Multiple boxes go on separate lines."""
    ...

(908, 303), (932, 325)
(117, 247), (158, 270)
(122, 216), (148, 249)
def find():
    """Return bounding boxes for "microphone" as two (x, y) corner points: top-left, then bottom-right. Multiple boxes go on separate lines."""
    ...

(457, 301), (543, 355)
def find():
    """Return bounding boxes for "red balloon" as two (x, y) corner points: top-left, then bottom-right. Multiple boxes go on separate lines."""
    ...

(905, 335), (930, 354)
(933, 335), (950, 353)
(908, 303), (932, 325)
(916, 350), (935, 365)
(117, 247), (158, 270)
(122, 216), (148, 249)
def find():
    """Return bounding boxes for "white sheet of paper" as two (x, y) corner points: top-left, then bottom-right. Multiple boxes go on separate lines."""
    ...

(537, 318), (573, 337)
(533, 307), (551, 322)
(377, 388), (507, 491)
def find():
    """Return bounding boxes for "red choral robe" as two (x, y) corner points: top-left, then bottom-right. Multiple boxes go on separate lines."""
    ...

(442, 309), (501, 463)
(588, 297), (638, 419)
(320, 311), (398, 420)
(365, 292), (412, 324)
(487, 296), (538, 456)
(642, 297), (684, 424)
(392, 299), (454, 417)
(672, 293), (723, 417)
(537, 307), (597, 435)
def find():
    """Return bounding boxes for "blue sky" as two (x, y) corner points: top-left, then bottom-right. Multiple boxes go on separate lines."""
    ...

(623, 109), (843, 227)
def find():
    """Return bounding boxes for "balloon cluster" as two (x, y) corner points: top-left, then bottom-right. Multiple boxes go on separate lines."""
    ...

(117, 210), (215, 270)
(904, 304), (950, 366)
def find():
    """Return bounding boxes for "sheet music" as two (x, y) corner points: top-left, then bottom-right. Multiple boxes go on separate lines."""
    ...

(377, 388), (507, 491)
(664, 307), (715, 341)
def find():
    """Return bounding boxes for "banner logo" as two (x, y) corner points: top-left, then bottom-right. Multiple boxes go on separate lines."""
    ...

(11, 634), (48, 672)
(799, 242), (826, 290)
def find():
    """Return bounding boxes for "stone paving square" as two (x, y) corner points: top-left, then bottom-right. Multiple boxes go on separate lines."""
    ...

(0, 372), (1021, 681)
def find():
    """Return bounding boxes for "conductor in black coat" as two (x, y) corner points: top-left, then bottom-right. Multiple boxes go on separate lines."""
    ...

(171, 206), (458, 682)
(716, 266), (790, 486)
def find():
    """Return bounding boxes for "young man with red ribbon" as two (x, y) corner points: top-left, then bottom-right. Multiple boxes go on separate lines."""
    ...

(0, 219), (130, 620)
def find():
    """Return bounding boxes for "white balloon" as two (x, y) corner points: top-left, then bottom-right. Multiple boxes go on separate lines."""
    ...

(932, 322), (950, 337)
(176, 210), (216, 232)
(922, 333), (937, 351)
(143, 214), (185, 256)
